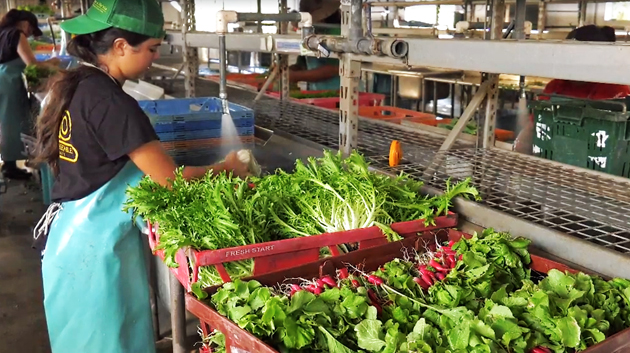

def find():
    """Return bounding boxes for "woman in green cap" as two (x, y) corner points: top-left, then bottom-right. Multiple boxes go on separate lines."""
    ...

(32, 1), (249, 352)
(0, 9), (59, 179)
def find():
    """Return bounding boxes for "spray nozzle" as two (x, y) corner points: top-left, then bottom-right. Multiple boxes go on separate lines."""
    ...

(236, 149), (262, 177)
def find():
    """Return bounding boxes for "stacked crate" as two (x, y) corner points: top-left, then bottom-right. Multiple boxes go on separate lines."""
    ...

(138, 97), (255, 166)
(531, 96), (630, 178)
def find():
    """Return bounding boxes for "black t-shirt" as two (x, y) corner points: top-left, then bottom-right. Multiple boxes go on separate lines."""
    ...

(0, 27), (21, 64)
(51, 68), (158, 202)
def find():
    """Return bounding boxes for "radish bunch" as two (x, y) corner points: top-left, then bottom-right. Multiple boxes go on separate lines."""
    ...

(530, 347), (552, 353)
(289, 275), (339, 296)
(414, 240), (461, 290)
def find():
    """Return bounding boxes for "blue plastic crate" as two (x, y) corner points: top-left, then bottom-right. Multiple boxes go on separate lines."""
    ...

(157, 126), (254, 142)
(138, 97), (254, 124)
(153, 117), (255, 133)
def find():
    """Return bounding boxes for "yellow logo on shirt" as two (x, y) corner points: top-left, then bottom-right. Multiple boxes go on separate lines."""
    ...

(59, 110), (78, 163)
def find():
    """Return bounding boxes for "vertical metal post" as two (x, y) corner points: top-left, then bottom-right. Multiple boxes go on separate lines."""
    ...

(578, 1), (587, 27)
(339, 1), (360, 156)
(537, 1), (546, 37)
(181, 0), (198, 98)
(169, 274), (187, 353)
(387, 0), (396, 28)
(514, 0), (526, 39)
(257, 0), (263, 33)
(339, 58), (361, 156)
(478, 0), (503, 149)
(278, 0), (290, 100)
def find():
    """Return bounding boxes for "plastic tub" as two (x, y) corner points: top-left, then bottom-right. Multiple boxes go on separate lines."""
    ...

(147, 213), (458, 291)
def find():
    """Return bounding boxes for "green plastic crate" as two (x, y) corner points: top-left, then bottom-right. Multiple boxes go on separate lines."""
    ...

(531, 97), (630, 178)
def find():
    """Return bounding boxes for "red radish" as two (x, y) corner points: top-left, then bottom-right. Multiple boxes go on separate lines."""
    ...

(316, 279), (325, 289)
(306, 284), (317, 293)
(367, 275), (384, 285)
(338, 268), (349, 279)
(429, 259), (448, 272)
(290, 284), (301, 296)
(443, 256), (453, 268)
(448, 254), (456, 267)
(436, 272), (446, 281)
(530, 348), (551, 353)
(448, 240), (455, 247)
(426, 270), (438, 282)
(459, 254), (463, 261)
(413, 277), (430, 290)
(367, 289), (380, 304)
(371, 300), (383, 314)
(351, 279), (360, 288)
(313, 286), (323, 295)
(442, 247), (455, 255)
(421, 272), (434, 286)
(321, 276), (337, 288)
(248, 182), (256, 189)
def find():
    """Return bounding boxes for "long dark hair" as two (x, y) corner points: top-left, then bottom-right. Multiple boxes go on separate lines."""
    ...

(34, 27), (151, 174)
(0, 9), (23, 29)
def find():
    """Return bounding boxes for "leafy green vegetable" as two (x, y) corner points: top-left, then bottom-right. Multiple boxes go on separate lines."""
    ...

(125, 150), (480, 287)
(24, 64), (57, 91)
(290, 90), (339, 99)
(201, 229), (630, 353)
(438, 119), (478, 135)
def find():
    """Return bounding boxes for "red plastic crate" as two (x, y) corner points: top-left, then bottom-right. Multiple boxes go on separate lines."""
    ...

(187, 229), (630, 353)
(268, 90), (385, 110)
(205, 74), (266, 90)
(359, 106), (435, 124)
(146, 213), (458, 291)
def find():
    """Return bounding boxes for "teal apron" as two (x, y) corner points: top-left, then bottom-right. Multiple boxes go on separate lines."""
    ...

(41, 162), (156, 353)
(0, 57), (30, 161)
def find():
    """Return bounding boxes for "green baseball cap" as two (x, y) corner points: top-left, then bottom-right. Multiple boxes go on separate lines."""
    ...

(60, 0), (165, 38)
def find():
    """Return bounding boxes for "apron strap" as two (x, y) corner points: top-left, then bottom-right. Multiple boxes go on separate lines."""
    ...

(33, 202), (63, 257)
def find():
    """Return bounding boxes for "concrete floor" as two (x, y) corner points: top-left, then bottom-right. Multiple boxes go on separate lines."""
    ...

(0, 178), (50, 353)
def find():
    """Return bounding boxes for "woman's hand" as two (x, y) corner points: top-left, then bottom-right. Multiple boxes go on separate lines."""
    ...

(222, 150), (251, 178)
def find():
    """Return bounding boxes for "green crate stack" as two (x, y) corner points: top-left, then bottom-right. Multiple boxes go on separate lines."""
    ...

(531, 97), (630, 178)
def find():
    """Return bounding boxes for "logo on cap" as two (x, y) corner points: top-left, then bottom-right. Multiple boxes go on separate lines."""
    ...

(92, 1), (108, 13)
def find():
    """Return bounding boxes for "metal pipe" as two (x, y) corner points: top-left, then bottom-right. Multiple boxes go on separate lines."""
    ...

(514, 0), (527, 39)
(236, 12), (302, 22)
(256, 0), (262, 33)
(380, 38), (408, 58)
(218, 34), (229, 113)
(365, 3), (372, 35)
(350, 0), (364, 42)
(169, 274), (186, 353)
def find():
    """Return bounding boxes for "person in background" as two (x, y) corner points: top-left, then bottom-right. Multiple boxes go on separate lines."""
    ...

(0, 9), (59, 180)
(290, 0), (341, 90)
(514, 25), (629, 154)
(32, 0), (249, 352)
